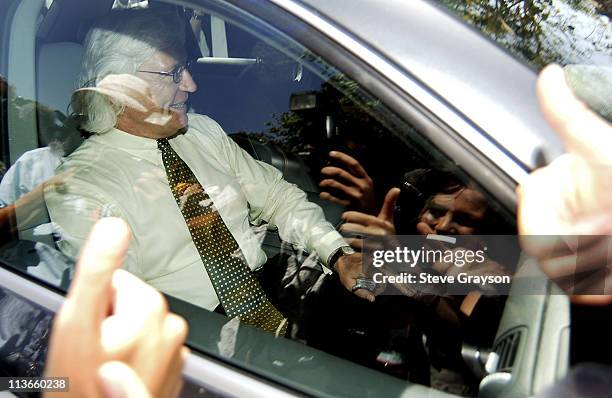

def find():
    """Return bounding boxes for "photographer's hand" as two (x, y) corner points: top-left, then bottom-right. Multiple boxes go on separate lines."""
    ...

(518, 64), (612, 303)
(340, 187), (399, 250)
(320, 151), (377, 214)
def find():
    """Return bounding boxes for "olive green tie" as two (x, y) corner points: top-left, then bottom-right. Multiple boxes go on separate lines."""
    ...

(157, 138), (287, 336)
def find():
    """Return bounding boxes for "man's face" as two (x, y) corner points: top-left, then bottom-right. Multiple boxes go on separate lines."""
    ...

(417, 188), (488, 235)
(135, 50), (197, 131)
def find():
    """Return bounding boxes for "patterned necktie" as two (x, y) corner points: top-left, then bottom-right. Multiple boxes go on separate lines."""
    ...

(157, 138), (287, 336)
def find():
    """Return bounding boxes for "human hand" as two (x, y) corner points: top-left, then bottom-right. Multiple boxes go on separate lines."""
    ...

(44, 218), (189, 398)
(335, 252), (377, 302)
(340, 187), (400, 250)
(517, 64), (612, 304)
(319, 151), (377, 213)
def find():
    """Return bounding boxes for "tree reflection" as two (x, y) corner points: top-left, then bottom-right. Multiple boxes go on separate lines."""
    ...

(438, 0), (611, 68)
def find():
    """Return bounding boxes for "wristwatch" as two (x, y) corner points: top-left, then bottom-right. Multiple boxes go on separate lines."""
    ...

(328, 245), (355, 272)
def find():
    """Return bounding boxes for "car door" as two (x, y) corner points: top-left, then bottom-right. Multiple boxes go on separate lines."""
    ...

(0, 0), (588, 397)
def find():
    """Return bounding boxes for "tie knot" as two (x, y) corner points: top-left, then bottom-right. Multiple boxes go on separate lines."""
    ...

(157, 138), (170, 151)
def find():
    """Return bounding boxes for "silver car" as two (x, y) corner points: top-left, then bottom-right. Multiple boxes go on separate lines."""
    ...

(0, 0), (609, 397)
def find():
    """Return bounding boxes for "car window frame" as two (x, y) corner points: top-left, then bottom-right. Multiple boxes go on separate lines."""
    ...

(0, 0), (20, 168)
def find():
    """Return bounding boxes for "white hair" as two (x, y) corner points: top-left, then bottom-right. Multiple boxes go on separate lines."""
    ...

(73, 9), (185, 134)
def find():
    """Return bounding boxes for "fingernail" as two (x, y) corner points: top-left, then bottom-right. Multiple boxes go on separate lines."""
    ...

(99, 371), (126, 398)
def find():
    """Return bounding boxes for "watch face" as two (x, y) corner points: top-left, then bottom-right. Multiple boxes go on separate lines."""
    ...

(341, 246), (355, 256)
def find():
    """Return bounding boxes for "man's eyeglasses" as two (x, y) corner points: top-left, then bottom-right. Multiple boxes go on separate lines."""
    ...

(138, 60), (195, 84)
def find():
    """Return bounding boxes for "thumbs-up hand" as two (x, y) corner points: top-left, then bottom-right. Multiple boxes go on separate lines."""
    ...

(44, 218), (189, 397)
(518, 64), (612, 303)
(339, 187), (400, 246)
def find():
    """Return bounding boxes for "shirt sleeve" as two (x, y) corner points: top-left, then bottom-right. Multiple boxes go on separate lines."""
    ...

(0, 148), (61, 205)
(200, 119), (347, 266)
(0, 163), (19, 205)
(44, 171), (141, 276)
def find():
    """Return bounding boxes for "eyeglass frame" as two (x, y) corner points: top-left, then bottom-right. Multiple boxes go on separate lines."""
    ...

(138, 59), (195, 84)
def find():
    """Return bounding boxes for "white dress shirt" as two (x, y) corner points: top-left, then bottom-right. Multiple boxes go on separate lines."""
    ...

(0, 147), (61, 206)
(45, 114), (346, 310)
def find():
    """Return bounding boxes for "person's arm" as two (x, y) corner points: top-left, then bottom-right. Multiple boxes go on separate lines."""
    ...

(0, 155), (21, 205)
(187, 116), (375, 300)
(224, 133), (384, 300)
(0, 204), (16, 245)
(44, 172), (140, 275)
(214, 124), (347, 267)
(1, 182), (59, 245)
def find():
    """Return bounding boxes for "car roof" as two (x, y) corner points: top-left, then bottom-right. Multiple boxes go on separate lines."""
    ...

(294, 0), (565, 170)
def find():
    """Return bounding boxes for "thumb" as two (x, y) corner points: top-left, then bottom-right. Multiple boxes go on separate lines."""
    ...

(98, 361), (152, 398)
(537, 64), (612, 164)
(378, 187), (400, 222)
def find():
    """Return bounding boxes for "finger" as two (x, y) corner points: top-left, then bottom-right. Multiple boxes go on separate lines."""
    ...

(378, 188), (400, 222)
(342, 211), (381, 226)
(340, 222), (385, 236)
(101, 270), (168, 360)
(163, 339), (189, 398)
(329, 151), (369, 178)
(337, 268), (376, 302)
(319, 191), (350, 206)
(537, 236), (612, 283)
(319, 179), (360, 199)
(98, 361), (152, 398)
(352, 288), (376, 302)
(320, 166), (361, 187)
(416, 222), (435, 235)
(68, 217), (131, 326)
(147, 314), (188, 397)
(537, 64), (612, 162)
(342, 211), (395, 235)
(160, 314), (189, 369)
(168, 377), (184, 398)
(345, 237), (363, 251)
(111, 270), (168, 345)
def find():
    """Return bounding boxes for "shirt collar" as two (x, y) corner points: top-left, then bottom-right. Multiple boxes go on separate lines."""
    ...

(94, 127), (159, 150)
(90, 127), (162, 165)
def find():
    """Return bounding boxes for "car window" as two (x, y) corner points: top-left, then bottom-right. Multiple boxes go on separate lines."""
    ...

(0, 0), (520, 395)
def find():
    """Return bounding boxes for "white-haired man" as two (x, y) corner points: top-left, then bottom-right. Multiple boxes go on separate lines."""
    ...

(45, 9), (368, 335)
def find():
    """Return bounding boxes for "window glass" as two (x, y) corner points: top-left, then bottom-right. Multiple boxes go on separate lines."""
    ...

(435, 0), (611, 69)
(0, 0), (518, 395)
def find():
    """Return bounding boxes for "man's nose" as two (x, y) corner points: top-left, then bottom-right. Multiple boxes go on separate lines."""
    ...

(434, 212), (456, 235)
(179, 69), (197, 93)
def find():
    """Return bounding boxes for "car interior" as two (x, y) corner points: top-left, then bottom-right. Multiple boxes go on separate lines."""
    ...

(0, 0), (572, 397)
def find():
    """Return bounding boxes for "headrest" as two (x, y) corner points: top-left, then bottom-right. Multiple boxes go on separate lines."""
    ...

(36, 41), (83, 115)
